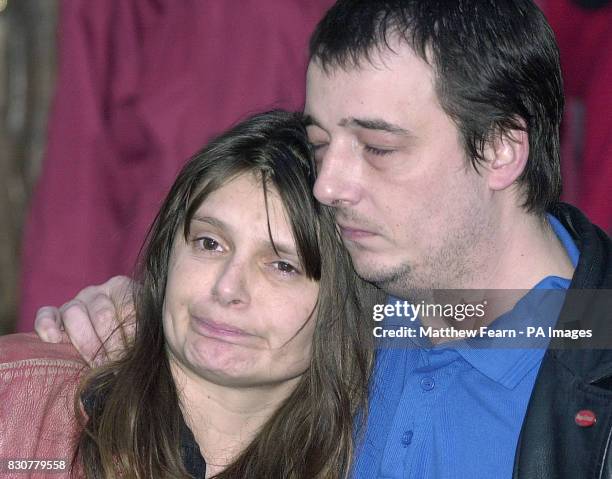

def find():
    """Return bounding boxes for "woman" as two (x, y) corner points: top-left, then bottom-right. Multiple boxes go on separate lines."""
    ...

(0, 110), (383, 478)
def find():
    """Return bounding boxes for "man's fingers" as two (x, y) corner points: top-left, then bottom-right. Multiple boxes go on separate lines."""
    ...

(105, 275), (132, 296)
(85, 293), (125, 361)
(106, 276), (134, 313)
(60, 300), (105, 366)
(35, 276), (136, 366)
(34, 306), (64, 343)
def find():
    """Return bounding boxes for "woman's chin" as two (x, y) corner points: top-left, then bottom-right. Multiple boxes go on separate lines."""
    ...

(182, 337), (262, 385)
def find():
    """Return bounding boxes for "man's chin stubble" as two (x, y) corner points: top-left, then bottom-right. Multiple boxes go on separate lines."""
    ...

(353, 261), (419, 298)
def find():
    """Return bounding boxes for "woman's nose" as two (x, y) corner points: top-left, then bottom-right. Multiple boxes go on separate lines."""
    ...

(211, 260), (251, 307)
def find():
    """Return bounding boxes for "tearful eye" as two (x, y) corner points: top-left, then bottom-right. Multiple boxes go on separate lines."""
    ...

(273, 261), (299, 275)
(195, 237), (222, 252)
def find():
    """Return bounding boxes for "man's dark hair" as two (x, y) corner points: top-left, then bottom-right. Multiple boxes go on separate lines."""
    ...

(310, 0), (564, 214)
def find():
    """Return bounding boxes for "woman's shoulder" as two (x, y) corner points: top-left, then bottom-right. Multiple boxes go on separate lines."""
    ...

(0, 332), (85, 370)
(0, 333), (86, 471)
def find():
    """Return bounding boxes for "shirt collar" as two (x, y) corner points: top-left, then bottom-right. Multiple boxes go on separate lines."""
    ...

(452, 214), (579, 388)
(548, 212), (580, 267)
(456, 286), (568, 389)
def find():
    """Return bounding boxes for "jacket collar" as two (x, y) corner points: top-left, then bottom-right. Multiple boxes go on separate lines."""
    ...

(551, 202), (612, 289)
(546, 203), (612, 384)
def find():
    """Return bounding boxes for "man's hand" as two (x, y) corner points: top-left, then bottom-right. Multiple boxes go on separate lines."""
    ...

(34, 276), (136, 366)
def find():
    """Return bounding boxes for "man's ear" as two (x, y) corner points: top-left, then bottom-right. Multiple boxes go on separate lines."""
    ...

(483, 121), (529, 191)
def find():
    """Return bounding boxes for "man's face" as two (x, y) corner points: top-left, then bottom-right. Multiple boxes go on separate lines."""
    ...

(304, 42), (494, 295)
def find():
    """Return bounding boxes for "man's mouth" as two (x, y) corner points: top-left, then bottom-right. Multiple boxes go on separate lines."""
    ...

(337, 222), (377, 240)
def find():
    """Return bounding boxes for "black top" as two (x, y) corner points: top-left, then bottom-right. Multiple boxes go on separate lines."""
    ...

(179, 414), (206, 478)
(81, 390), (206, 477)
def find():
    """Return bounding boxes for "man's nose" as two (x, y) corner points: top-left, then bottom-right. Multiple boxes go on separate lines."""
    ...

(313, 143), (361, 207)
(211, 259), (251, 307)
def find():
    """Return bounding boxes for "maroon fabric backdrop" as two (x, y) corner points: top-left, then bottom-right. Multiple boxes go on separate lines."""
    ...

(18, 0), (334, 330)
(544, 0), (612, 233)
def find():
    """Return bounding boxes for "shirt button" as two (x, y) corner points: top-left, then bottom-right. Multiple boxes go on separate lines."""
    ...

(420, 377), (435, 391)
(401, 430), (413, 447)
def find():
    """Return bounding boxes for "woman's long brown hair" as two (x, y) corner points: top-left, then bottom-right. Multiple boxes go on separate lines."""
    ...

(74, 110), (385, 479)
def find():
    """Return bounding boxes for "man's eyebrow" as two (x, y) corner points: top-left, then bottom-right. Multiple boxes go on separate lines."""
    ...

(341, 117), (410, 135)
(303, 114), (410, 136)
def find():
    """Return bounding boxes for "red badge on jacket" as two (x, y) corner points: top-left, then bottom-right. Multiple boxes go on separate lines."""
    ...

(575, 410), (597, 427)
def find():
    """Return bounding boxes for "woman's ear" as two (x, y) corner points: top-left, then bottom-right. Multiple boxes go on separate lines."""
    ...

(482, 121), (529, 191)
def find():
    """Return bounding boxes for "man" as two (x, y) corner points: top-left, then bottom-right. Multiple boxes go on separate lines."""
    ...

(34, 1), (612, 477)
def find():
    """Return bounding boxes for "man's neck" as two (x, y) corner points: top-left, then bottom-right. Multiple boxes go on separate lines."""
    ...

(480, 210), (574, 291)
(416, 209), (575, 337)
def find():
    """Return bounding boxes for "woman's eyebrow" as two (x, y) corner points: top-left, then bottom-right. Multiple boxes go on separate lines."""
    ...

(191, 214), (299, 257)
(268, 241), (300, 258)
(191, 215), (226, 229)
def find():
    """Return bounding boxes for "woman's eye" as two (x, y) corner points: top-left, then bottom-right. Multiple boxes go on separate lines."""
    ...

(272, 261), (299, 275)
(194, 237), (222, 252)
(364, 145), (394, 156)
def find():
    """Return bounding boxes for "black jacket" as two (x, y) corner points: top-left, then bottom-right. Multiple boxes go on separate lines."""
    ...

(514, 203), (612, 479)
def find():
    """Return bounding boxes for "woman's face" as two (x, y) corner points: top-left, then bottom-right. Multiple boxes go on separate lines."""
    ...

(163, 173), (320, 388)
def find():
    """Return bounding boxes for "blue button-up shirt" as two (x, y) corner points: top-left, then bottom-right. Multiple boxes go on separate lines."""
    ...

(352, 215), (579, 478)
